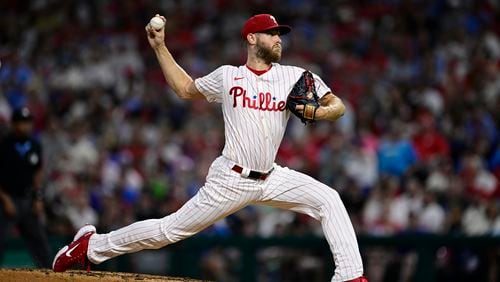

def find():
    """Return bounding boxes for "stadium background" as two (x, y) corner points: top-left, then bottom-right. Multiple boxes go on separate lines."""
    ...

(1, 0), (500, 281)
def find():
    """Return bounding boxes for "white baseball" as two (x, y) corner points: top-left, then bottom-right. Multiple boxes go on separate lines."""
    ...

(150, 16), (165, 30)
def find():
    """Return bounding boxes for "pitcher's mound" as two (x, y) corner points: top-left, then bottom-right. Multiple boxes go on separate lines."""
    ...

(0, 268), (204, 281)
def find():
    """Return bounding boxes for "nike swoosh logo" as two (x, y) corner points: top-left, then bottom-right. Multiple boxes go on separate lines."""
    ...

(234, 77), (244, 81)
(66, 243), (80, 257)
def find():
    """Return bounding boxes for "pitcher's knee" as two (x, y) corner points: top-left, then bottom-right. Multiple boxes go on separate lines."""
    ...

(320, 189), (344, 212)
(324, 188), (341, 203)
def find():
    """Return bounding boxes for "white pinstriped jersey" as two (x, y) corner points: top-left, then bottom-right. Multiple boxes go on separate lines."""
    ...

(87, 66), (364, 282)
(194, 63), (331, 171)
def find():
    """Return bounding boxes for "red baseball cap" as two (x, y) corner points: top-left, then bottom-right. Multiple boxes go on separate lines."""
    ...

(241, 14), (291, 39)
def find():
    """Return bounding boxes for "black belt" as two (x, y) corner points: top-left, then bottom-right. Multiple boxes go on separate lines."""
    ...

(232, 165), (274, 180)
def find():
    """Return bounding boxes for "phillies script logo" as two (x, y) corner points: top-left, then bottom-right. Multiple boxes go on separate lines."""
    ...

(229, 86), (286, 112)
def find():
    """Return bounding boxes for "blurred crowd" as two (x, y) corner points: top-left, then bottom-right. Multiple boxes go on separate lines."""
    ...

(1, 0), (500, 280)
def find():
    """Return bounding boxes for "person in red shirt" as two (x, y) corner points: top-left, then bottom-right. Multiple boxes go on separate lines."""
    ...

(412, 112), (450, 163)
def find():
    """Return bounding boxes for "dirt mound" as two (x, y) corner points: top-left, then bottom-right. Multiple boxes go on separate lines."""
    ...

(0, 268), (204, 282)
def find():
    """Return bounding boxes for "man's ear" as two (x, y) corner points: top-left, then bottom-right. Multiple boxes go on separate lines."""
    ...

(246, 33), (257, 45)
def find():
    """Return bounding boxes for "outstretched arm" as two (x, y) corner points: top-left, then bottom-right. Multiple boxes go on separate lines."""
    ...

(146, 15), (204, 100)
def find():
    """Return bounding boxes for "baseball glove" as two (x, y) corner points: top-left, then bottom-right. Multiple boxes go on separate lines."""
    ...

(286, 70), (320, 124)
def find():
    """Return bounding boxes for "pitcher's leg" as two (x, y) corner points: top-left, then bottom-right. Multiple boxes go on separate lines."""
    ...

(88, 178), (258, 264)
(260, 166), (363, 281)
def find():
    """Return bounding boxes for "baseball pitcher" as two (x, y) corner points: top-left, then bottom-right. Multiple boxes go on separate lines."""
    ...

(53, 13), (367, 282)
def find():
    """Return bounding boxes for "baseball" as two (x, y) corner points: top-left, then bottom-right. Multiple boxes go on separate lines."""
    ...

(149, 16), (165, 30)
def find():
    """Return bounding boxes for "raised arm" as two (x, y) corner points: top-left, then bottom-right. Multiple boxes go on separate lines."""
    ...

(145, 15), (204, 100)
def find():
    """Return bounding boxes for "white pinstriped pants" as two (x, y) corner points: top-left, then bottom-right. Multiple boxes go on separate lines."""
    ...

(87, 156), (363, 281)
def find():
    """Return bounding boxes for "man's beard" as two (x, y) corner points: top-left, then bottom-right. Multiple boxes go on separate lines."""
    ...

(256, 40), (281, 64)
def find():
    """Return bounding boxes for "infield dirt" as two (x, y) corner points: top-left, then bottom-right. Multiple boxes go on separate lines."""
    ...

(0, 268), (205, 281)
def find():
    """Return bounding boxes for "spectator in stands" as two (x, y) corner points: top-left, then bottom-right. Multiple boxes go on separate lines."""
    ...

(377, 120), (418, 179)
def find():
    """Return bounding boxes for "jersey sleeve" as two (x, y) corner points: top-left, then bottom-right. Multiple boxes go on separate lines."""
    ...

(194, 66), (226, 103)
(312, 72), (332, 99)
